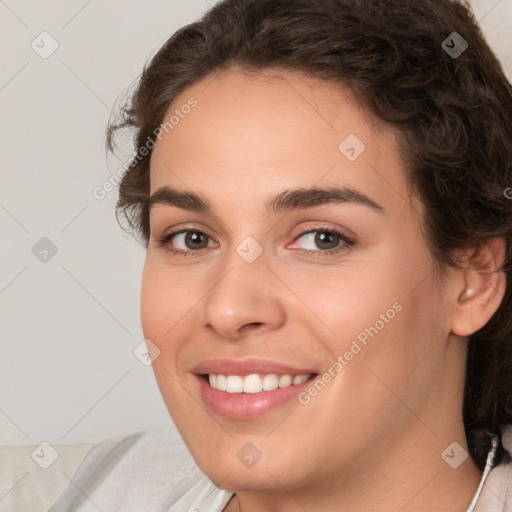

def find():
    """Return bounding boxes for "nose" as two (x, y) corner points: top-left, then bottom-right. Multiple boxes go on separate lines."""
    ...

(201, 250), (286, 340)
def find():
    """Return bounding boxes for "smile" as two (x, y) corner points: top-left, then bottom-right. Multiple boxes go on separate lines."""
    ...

(208, 373), (312, 393)
(191, 358), (319, 419)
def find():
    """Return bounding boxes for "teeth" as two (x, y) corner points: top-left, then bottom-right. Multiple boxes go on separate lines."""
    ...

(242, 374), (262, 393)
(216, 374), (226, 391)
(262, 373), (279, 391)
(278, 374), (292, 388)
(208, 373), (312, 393)
(225, 375), (243, 393)
(292, 374), (310, 385)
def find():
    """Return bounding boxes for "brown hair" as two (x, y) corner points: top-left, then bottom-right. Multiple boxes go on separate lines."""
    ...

(106, 0), (512, 467)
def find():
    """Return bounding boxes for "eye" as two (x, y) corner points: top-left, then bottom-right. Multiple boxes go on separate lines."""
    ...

(157, 229), (217, 255)
(288, 228), (355, 254)
(155, 226), (355, 257)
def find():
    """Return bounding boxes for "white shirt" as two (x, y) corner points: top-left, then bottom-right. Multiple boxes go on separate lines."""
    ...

(48, 425), (512, 512)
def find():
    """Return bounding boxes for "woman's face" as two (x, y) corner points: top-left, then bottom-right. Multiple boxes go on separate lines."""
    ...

(141, 68), (464, 493)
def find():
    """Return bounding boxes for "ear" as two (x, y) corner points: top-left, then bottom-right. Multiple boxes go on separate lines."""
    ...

(450, 237), (507, 337)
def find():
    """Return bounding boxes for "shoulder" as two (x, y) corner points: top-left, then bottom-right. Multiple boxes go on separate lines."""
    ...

(48, 427), (206, 512)
(475, 424), (512, 512)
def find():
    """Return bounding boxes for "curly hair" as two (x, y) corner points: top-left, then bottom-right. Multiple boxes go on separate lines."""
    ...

(106, 0), (512, 468)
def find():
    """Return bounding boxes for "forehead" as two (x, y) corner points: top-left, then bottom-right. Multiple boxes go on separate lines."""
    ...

(149, 67), (417, 219)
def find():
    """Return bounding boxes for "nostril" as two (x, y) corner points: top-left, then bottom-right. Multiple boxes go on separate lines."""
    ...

(238, 322), (265, 336)
(246, 322), (264, 331)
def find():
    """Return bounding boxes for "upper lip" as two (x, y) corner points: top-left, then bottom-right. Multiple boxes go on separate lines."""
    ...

(191, 358), (317, 376)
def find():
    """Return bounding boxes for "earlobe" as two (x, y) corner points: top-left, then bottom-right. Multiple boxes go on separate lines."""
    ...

(451, 237), (507, 337)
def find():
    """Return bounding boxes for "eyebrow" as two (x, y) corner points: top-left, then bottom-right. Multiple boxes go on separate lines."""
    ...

(148, 185), (385, 215)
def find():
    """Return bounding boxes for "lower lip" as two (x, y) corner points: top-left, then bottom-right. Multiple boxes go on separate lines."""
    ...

(195, 375), (315, 420)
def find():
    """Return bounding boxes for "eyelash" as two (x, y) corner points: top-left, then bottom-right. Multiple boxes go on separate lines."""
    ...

(156, 227), (356, 258)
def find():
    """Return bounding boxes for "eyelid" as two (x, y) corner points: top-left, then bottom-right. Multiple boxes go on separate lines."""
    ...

(155, 222), (214, 241)
(170, 230), (217, 250)
(287, 226), (355, 251)
(155, 222), (356, 256)
(288, 219), (355, 242)
(152, 222), (219, 255)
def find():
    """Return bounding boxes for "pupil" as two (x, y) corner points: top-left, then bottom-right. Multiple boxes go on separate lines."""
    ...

(315, 231), (338, 250)
(186, 231), (207, 249)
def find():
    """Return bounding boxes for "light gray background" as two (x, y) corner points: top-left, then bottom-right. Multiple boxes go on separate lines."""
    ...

(1, 0), (511, 446)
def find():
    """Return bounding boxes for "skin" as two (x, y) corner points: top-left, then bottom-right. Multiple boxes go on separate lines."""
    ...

(141, 67), (506, 512)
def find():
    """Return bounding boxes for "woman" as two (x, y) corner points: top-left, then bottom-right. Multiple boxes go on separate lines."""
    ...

(51, 0), (512, 510)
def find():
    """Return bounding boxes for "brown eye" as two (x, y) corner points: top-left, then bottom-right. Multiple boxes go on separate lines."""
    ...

(314, 231), (340, 250)
(159, 230), (216, 254)
(183, 231), (209, 249)
(293, 229), (352, 252)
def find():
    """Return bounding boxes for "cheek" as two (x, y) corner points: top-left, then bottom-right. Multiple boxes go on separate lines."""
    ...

(333, 269), (448, 425)
(140, 261), (167, 345)
(140, 256), (199, 346)
(292, 239), (447, 392)
(140, 260), (195, 419)
(274, 246), (407, 344)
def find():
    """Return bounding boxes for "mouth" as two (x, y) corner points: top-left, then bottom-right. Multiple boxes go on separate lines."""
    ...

(204, 372), (314, 393)
(191, 359), (319, 420)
